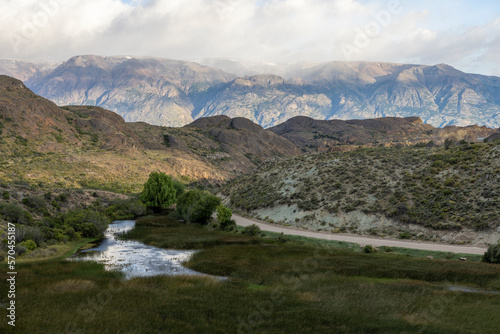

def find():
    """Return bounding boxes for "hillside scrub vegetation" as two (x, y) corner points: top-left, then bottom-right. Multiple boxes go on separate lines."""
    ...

(224, 140), (500, 236)
(0, 184), (145, 259)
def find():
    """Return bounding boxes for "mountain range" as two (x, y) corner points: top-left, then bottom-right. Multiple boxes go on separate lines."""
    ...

(1, 56), (500, 129)
(1, 74), (498, 190)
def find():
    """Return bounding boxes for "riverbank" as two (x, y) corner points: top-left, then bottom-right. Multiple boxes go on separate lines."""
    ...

(15, 238), (100, 263)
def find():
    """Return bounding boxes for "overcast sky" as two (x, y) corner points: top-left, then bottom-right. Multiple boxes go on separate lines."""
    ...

(1, 0), (500, 76)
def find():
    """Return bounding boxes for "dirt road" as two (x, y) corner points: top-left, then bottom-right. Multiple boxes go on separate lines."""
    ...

(233, 214), (487, 255)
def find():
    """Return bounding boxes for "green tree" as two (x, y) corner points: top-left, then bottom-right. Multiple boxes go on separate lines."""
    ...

(139, 172), (176, 212)
(172, 180), (185, 198)
(176, 189), (221, 224)
(216, 204), (235, 231)
(482, 242), (500, 264)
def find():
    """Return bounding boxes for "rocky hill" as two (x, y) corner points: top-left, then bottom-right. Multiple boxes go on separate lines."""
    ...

(129, 115), (300, 173)
(2, 56), (500, 129)
(0, 75), (299, 189)
(270, 116), (499, 152)
(223, 141), (500, 246)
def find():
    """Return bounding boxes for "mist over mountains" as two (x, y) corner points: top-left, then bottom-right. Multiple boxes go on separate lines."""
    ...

(1, 55), (500, 129)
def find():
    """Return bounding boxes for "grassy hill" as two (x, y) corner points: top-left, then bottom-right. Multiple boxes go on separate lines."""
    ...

(224, 140), (500, 246)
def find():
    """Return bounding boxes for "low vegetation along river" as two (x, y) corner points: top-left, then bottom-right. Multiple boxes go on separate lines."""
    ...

(69, 221), (207, 279)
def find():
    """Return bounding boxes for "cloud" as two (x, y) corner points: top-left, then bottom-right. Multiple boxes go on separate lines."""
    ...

(1, 0), (499, 76)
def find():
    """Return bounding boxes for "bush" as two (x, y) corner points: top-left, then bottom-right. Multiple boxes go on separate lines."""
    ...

(2, 191), (9, 200)
(0, 203), (22, 222)
(363, 245), (377, 253)
(17, 226), (44, 246)
(22, 195), (47, 212)
(78, 223), (100, 238)
(55, 193), (68, 202)
(0, 203), (33, 225)
(64, 209), (110, 238)
(20, 240), (37, 251)
(172, 180), (185, 198)
(139, 172), (176, 212)
(482, 242), (500, 264)
(128, 200), (147, 217)
(15, 244), (27, 256)
(216, 205), (234, 231)
(243, 224), (261, 236)
(277, 232), (288, 243)
(176, 189), (221, 224)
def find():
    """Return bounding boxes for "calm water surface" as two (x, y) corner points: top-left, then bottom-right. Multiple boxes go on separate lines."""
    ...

(69, 220), (212, 280)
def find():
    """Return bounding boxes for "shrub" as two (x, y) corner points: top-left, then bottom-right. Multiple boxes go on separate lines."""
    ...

(128, 200), (147, 217)
(363, 245), (377, 253)
(2, 191), (9, 200)
(18, 226), (44, 246)
(55, 193), (68, 202)
(78, 223), (100, 238)
(216, 205), (235, 231)
(190, 193), (221, 223)
(163, 134), (171, 147)
(0, 203), (33, 225)
(482, 242), (500, 264)
(277, 232), (288, 243)
(139, 172), (176, 212)
(22, 195), (47, 212)
(176, 189), (221, 224)
(64, 209), (110, 238)
(20, 240), (37, 251)
(172, 180), (185, 198)
(243, 224), (261, 236)
(15, 244), (27, 256)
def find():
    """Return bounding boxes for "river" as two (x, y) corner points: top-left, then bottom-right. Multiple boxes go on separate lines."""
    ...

(69, 220), (212, 280)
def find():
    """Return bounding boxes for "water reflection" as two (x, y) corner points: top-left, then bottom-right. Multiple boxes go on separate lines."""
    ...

(448, 286), (500, 295)
(69, 220), (211, 280)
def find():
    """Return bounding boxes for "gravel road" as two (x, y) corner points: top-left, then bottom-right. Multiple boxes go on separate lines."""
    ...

(233, 214), (487, 255)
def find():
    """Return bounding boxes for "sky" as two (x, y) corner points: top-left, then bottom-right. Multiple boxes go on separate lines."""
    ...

(1, 0), (500, 76)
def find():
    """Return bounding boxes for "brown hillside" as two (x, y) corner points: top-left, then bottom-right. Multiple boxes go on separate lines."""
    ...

(270, 116), (498, 152)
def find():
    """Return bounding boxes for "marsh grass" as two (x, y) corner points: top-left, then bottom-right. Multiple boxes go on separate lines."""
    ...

(258, 229), (483, 261)
(1, 219), (499, 333)
(120, 215), (260, 249)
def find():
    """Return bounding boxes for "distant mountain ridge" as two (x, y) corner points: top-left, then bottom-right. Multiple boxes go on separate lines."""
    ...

(1, 56), (500, 129)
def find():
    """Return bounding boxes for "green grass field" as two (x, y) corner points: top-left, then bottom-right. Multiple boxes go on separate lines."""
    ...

(1, 216), (499, 333)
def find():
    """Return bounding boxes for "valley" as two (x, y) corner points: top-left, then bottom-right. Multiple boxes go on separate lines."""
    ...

(0, 70), (499, 334)
(3, 1), (500, 333)
(1, 73), (499, 249)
